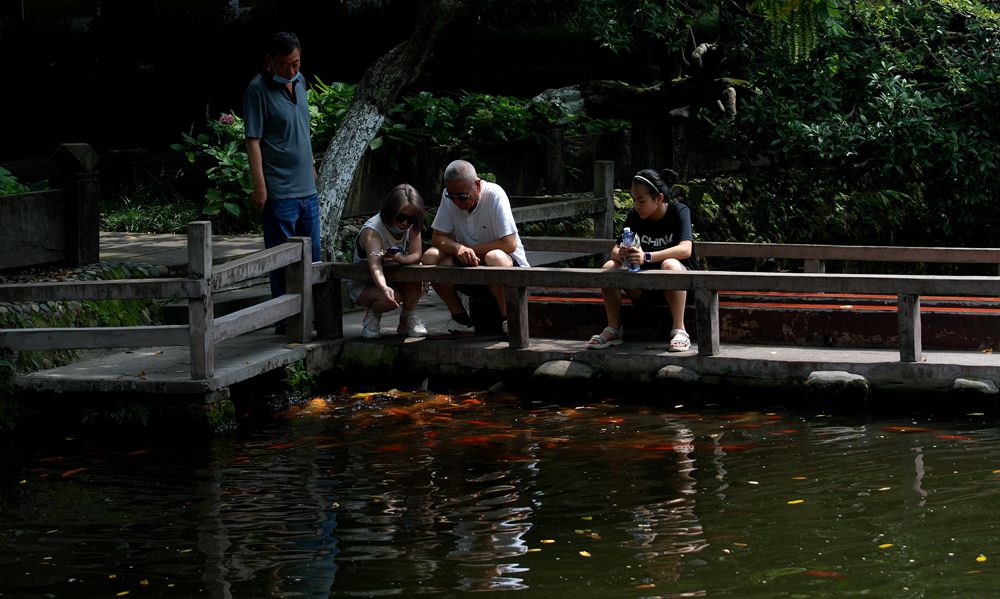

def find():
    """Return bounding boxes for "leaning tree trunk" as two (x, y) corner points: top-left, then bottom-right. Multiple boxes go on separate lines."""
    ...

(317, 0), (467, 259)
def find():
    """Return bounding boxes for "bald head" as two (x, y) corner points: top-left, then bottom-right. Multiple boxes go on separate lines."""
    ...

(443, 160), (478, 185)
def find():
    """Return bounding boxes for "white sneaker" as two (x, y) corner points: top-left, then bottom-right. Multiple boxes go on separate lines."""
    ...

(398, 310), (427, 337)
(361, 309), (381, 338)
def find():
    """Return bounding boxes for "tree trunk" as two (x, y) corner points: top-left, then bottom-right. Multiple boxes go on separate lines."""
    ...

(317, 0), (468, 259)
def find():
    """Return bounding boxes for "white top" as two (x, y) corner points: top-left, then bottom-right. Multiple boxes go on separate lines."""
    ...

(346, 213), (412, 303)
(431, 181), (529, 267)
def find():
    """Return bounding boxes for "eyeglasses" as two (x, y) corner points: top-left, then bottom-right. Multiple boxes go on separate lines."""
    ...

(444, 191), (472, 203)
(395, 213), (418, 225)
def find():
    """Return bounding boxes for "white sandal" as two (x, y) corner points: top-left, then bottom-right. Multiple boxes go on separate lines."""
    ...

(588, 326), (624, 350)
(668, 328), (691, 352)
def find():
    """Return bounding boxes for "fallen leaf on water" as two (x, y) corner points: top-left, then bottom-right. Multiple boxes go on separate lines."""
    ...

(977, 555), (987, 562)
(581, 516), (593, 521)
(879, 543), (894, 549)
(878, 487), (892, 491)
(19, 480), (27, 485)
(792, 476), (808, 480)
(636, 583), (656, 589)
(60, 468), (88, 478)
(579, 551), (592, 557)
(787, 499), (805, 505)
(982, 348), (993, 354)
(748, 480), (759, 485)
(117, 592), (130, 597)
(136, 370), (146, 378)
(140, 579), (149, 586)
(540, 539), (555, 544)
(528, 548), (542, 553)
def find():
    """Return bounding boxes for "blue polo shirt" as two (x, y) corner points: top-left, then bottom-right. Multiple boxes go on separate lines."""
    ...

(243, 72), (316, 200)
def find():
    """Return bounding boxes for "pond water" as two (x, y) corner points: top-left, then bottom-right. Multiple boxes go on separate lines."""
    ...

(1, 387), (999, 598)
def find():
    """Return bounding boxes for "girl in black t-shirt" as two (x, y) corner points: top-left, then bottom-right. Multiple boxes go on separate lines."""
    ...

(587, 168), (695, 352)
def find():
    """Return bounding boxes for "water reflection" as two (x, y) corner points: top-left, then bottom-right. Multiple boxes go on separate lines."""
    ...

(2, 391), (999, 597)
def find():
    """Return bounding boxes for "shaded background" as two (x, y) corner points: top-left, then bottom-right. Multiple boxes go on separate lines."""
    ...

(0, 0), (643, 162)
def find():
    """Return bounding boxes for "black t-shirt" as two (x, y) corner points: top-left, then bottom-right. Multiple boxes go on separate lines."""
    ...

(623, 202), (697, 270)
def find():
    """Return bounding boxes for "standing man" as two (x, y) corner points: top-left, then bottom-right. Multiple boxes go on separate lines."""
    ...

(421, 160), (529, 334)
(243, 31), (321, 303)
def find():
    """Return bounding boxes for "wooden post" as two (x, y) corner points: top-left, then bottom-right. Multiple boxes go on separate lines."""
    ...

(804, 259), (826, 273)
(187, 221), (214, 379)
(695, 289), (720, 356)
(51, 143), (100, 266)
(286, 237), (313, 343)
(505, 286), (530, 349)
(898, 294), (922, 362)
(546, 128), (565, 194)
(593, 161), (614, 243)
(313, 278), (340, 339)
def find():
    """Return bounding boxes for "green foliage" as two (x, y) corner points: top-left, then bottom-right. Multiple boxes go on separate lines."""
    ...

(570, 0), (716, 52)
(754, 0), (838, 62)
(284, 360), (316, 396)
(308, 78), (355, 150)
(711, 0), (1000, 247)
(102, 185), (202, 233)
(0, 166), (48, 196)
(171, 112), (256, 230)
(308, 85), (628, 165)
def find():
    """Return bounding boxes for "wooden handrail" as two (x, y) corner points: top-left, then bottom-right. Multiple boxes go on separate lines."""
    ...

(0, 223), (314, 382)
(522, 237), (1000, 266)
(320, 261), (998, 362)
(0, 278), (205, 302)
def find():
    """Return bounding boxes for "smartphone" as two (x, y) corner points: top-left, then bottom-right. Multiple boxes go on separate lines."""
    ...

(385, 246), (403, 255)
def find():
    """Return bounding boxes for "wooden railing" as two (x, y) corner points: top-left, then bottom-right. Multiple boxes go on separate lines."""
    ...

(319, 260), (998, 363)
(510, 160), (615, 240)
(0, 222), (313, 380)
(522, 237), (1000, 275)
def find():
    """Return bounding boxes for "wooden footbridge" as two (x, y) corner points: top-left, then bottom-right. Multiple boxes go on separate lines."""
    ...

(1, 161), (998, 410)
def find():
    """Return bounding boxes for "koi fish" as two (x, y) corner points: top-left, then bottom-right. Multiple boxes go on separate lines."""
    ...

(803, 570), (845, 579)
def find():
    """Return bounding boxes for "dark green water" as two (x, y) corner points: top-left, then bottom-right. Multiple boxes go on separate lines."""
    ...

(1, 388), (999, 598)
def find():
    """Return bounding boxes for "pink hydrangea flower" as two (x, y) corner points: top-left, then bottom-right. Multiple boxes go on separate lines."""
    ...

(219, 113), (236, 126)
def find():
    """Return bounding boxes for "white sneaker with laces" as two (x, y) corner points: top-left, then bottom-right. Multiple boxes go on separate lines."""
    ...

(361, 309), (381, 338)
(398, 310), (427, 337)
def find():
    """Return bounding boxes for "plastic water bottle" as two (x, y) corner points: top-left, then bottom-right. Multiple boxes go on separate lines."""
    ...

(621, 227), (640, 272)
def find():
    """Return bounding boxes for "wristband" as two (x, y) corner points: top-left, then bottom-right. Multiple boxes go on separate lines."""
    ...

(644, 252), (652, 264)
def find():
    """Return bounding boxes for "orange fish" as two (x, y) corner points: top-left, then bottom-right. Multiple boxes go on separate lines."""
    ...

(597, 417), (625, 424)
(453, 434), (516, 444)
(60, 467), (89, 478)
(935, 434), (975, 441)
(634, 444), (676, 451)
(803, 570), (845, 579)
